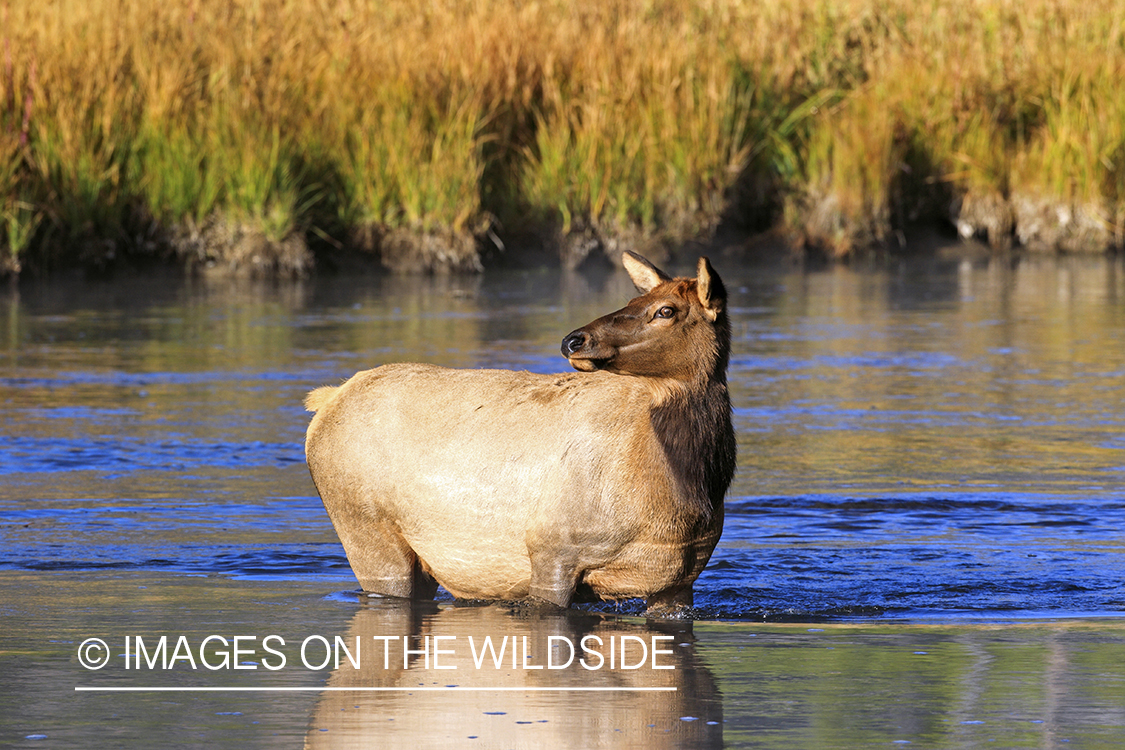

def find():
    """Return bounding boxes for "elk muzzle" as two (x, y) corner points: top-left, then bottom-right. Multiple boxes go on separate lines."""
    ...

(561, 329), (615, 372)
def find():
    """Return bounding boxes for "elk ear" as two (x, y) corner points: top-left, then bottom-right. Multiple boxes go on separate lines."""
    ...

(622, 251), (671, 294)
(696, 257), (726, 321)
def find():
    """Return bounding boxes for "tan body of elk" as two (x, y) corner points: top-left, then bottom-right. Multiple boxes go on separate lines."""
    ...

(304, 252), (735, 611)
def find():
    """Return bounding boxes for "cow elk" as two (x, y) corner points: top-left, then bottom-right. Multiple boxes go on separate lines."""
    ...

(304, 251), (735, 612)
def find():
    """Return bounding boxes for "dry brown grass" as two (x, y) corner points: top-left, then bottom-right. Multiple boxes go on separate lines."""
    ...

(1, 0), (1123, 275)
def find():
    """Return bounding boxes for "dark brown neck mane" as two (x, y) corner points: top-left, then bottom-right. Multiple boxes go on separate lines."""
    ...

(648, 311), (735, 521)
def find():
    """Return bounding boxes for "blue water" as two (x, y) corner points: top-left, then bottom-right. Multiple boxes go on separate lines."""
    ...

(2, 257), (1124, 621)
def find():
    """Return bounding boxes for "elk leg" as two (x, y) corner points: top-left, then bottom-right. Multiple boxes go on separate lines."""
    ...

(345, 534), (419, 598)
(411, 558), (438, 600)
(645, 584), (693, 614)
(322, 494), (424, 598)
(528, 552), (579, 608)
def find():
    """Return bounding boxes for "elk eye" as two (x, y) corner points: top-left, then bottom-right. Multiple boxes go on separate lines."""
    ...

(654, 306), (676, 319)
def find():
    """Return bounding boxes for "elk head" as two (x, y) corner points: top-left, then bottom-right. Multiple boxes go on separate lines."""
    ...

(561, 252), (729, 387)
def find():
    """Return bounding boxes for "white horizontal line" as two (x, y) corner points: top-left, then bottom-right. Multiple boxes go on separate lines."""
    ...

(75, 686), (677, 693)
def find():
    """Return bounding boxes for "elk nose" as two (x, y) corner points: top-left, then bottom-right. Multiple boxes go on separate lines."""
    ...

(561, 331), (588, 357)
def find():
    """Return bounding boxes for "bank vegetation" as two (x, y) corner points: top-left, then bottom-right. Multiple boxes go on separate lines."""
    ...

(2, 0), (1123, 277)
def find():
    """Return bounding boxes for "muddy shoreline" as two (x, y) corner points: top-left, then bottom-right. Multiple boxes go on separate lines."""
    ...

(5, 201), (1121, 282)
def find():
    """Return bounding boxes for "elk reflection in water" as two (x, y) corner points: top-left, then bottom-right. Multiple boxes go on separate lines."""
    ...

(305, 599), (722, 749)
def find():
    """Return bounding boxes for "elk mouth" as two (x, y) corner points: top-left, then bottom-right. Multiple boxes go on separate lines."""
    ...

(561, 330), (615, 371)
(567, 355), (611, 372)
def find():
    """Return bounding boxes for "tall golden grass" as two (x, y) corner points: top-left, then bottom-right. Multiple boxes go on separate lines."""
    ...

(1, 0), (1123, 276)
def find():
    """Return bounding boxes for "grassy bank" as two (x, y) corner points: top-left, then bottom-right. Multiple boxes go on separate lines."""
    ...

(1, 0), (1123, 277)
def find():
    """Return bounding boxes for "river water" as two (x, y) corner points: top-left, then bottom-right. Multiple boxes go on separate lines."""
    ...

(1, 249), (1123, 747)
